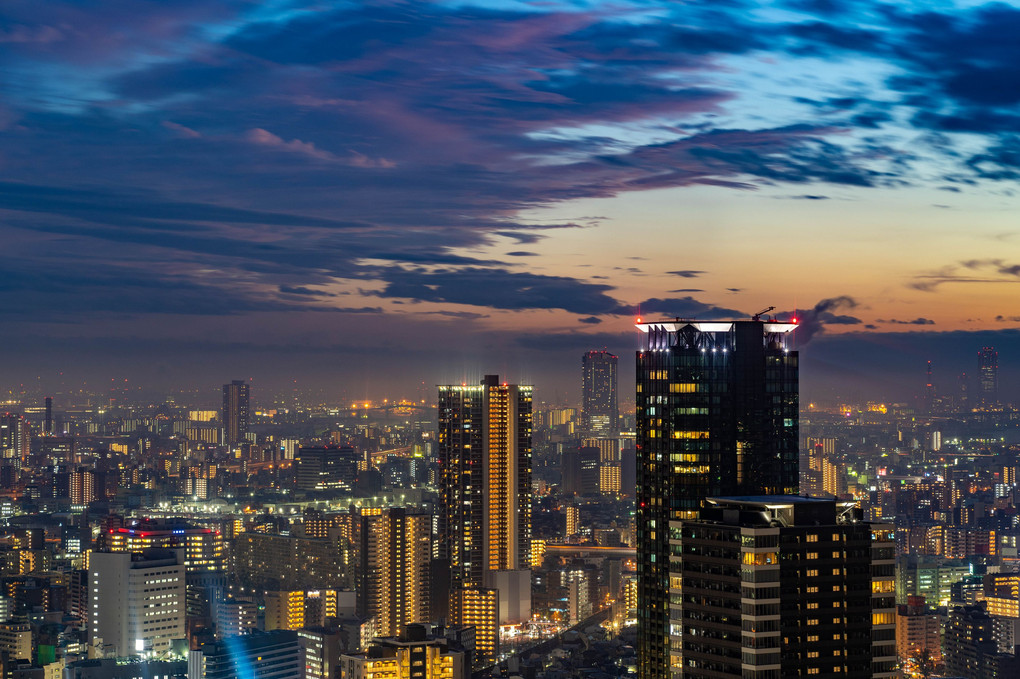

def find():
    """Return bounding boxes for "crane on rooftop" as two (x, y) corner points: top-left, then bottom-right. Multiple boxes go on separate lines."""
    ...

(752, 306), (775, 321)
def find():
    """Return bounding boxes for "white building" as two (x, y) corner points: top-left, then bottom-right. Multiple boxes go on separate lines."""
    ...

(89, 548), (186, 657)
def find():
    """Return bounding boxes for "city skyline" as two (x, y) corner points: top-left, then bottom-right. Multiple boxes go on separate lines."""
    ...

(2, 1), (1020, 400)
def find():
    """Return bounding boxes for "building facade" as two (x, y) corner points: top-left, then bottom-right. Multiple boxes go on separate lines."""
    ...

(582, 350), (618, 435)
(339, 625), (466, 679)
(89, 548), (186, 658)
(669, 496), (897, 679)
(978, 347), (999, 406)
(354, 507), (431, 637)
(437, 374), (532, 667)
(221, 380), (250, 446)
(190, 630), (302, 679)
(636, 319), (800, 679)
(295, 446), (358, 492)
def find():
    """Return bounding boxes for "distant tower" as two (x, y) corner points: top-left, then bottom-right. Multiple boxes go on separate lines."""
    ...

(958, 372), (970, 411)
(978, 347), (998, 406)
(581, 350), (618, 435)
(924, 361), (935, 415)
(222, 380), (250, 446)
(44, 397), (53, 435)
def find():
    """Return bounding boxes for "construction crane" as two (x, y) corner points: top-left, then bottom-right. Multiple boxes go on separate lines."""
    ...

(752, 306), (775, 321)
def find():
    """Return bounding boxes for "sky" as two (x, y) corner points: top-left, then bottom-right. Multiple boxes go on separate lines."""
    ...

(2, 0), (1020, 404)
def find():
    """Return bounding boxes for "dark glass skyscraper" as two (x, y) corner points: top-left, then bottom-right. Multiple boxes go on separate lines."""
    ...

(582, 350), (618, 434)
(635, 319), (799, 679)
(222, 379), (250, 446)
(978, 346), (998, 406)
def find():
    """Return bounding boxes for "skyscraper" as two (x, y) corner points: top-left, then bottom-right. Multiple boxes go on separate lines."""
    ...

(222, 380), (250, 446)
(635, 319), (799, 679)
(671, 496), (897, 678)
(582, 350), (618, 435)
(0, 414), (30, 465)
(437, 375), (532, 666)
(90, 548), (186, 657)
(295, 445), (359, 491)
(354, 507), (432, 637)
(978, 347), (998, 406)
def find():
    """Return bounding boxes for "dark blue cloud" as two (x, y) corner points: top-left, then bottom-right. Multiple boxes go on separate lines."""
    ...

(625, 296), (742, 319)
(878, 318), (936, 325)
(366, 267), (624, 315)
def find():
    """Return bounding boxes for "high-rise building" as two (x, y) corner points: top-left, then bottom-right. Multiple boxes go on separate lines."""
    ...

(670, 496), (897, 679)
(191, 630), (303, 679)
(896, 595), (941, 669)
(583, 437), (621, 495)
(582, 350), (619, 435)
(222, 380), (250, 446)
(101, 519), (225, 573)
(212, 596), (257, 639)
(233, 532), (343, 590)
(298, 627), (345, 679)
(295, 446), (359, 491)
(70, 467), (98, 506)
(0, 414), (30, 466)
(978, 347), (999, 406)
(339, 624), (468, 679)
(437, 375), (532, 666)
(89, 548), (186, 658)
(0, 621), (32, 661)
(942, 605), (1019, 679)
(264, 590), (338, 631)
(354, 507), (432, 637)
(635, 319), (799, 679)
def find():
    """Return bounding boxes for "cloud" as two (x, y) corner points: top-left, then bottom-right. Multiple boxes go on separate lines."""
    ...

(666, 270), (705, 278)
(366, 267), (625, 315)
(246, 128), (338, 162)
(279, 285), (335, 297)
(877, 317), (936, 325)
(910, 259), (1020, 291)
(162, 121), (201, 139)
(786, 296), (859, 344)
(625, 296), (741, 319)
(578, 316), (602, 324)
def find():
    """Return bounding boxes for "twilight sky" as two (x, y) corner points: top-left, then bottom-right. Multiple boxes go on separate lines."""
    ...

(2, 0), (1020, 404)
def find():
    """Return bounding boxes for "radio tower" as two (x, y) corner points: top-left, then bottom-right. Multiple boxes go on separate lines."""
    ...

(924, 361), (935, 415)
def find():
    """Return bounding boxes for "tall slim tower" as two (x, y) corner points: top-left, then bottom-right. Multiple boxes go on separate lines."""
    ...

(978, 347), (998, 406)
(582, 350), (618, 435)
(924, 360), (936, 415)
(222, 380), (250, 446)
(635, 319), (799, 679)
(437, 375), (532, 667)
